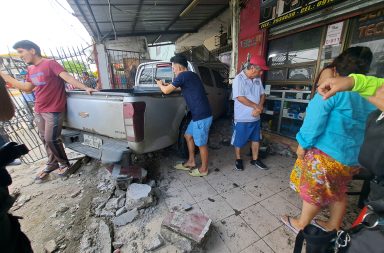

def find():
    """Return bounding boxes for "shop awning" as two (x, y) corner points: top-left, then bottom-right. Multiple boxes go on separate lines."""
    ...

(67, 0), (229, 44)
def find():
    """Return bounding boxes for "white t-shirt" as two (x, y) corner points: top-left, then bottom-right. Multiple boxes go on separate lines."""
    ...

(232, 71), (265, 122)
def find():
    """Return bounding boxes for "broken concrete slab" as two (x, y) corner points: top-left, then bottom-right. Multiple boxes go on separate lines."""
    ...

(114, 189), (126, 198)
(144, 234), (164, 251)
(104, 198), (119, 211)
(161, 212), (212, 252)
(113, 208), (139, 227)
(116, 206), (127, 216)
(125, 183), (154, 210)
(98, 220), (112, 253)
(117, 196), (125, 209)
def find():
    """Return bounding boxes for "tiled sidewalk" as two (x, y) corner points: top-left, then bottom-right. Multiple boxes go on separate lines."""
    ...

(157, 145), (361, 253)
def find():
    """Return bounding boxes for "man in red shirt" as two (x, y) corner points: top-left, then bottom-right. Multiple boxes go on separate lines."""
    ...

(0, 40), (97, 182)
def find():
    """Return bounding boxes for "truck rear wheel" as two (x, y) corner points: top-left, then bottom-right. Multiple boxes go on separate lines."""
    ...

(177, 116), (191, 159)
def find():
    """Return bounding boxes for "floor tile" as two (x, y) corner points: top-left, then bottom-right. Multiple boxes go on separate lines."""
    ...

(221, 187), (257, 211)
(163, 187), (196, 211)
(257, 175), (289, 193)
(240, 204), (282, 238)
(242, 179), (275, 203)
(263, 226), (296, 253)
(206, 176), (236, 194)
(214, 215), (260, 252)
(259, 194), (301, 218)
(198, 195), (235, 222)
(241, 239), (275, 253)
(205, 228), (231, 253)
(186, 181), (218, 202)
(226, 170), (259, 186)
(178, 172), (206, 187)
(278, 188), (302, 209)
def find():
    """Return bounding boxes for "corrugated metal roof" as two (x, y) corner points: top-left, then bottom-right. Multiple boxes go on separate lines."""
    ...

(67, 0), (229, 44)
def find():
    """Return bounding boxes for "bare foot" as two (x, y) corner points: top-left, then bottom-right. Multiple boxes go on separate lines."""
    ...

(183, 162), (196, 168)
(289, 217), (306, 231)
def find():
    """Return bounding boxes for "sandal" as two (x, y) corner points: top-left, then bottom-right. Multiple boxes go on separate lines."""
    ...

(280, 215), (300, 235)
(189, 168), (208, 177)
(174, 163), (194, 171)
(311, 219), (329, 231)
(56, 165), (71, 177)
(35, 167), (58, 183)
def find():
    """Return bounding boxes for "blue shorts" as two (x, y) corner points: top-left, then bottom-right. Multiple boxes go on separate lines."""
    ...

(231, 121), (261, 148)
(185, 116), (213, 147)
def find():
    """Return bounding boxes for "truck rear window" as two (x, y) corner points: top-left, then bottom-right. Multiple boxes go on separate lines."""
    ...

(156, 66), (173, 83)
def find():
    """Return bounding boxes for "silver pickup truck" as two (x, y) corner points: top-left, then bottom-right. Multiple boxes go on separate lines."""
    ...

(62, 61), (229, 163)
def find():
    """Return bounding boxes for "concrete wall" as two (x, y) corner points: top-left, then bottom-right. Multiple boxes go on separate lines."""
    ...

(104, 36), (150, 59)
(175, 8), (230, 53)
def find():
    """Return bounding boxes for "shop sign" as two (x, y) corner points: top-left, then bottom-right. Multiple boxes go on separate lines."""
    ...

(259, 0), (345, 29)
(351, 8), (384, 43)
(324, 21), (343, 46)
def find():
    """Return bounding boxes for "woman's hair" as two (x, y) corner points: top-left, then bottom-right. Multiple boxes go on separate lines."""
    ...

(329, 46), (373, 76)
(315, 46), (373, 84)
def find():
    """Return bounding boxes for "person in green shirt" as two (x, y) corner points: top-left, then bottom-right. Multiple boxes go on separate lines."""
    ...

(318, 74), (384, 111)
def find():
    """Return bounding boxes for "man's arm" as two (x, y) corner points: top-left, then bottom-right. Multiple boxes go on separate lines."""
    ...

(156, 79), (177, 94)
(59, 72), (97, 95)
(0, 71), (35, 92)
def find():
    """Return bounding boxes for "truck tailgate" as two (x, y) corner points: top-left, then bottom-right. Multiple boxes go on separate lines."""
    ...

(64, 92), (127, 140)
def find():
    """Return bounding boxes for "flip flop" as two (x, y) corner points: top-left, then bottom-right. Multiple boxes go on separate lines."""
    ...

(311, 219), (328, 231)
(174, 163), (193, 171)
(56, 165), (71, 177)
(280, 215), (299, 235)
(34, 167), (58, 183)
(189, 168), (208, 177)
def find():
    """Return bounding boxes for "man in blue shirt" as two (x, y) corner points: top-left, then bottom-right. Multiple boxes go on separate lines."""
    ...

(231, 56), (269, 171)
(156, 54), (212, 177)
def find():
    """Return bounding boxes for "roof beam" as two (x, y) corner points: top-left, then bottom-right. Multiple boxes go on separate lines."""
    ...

(132, 0), (144, 31)
(73, 0), (97, 39)
(84, 0), (102, 41)
(104, 29), (198, 38)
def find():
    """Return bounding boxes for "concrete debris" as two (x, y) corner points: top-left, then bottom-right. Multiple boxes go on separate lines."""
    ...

(80, 219), (112, 253)
(114, 189), (126, 198)
(113, 208), (139, 227)
(161, 212), (212, 252)
(112, 241), (123, 249)
(97, 178), (115, 192)
(116, 206), (127, 216)
(16, 195), (31, 206)
(57, 204), (69, 214)
(144, 234), (164, 251)
(44, 240), (58, 253)
(125, 183), (154, 211)
(104, 198), (119, 211)
(116, 175), (132, 190)
(117, 196), (125, 209)
(71, 189), (82, 198)
(269, 143), (295, 157)
(100, 210), (115, 218)
(182, 203), (193, 212)
(98, 220), (112, 253)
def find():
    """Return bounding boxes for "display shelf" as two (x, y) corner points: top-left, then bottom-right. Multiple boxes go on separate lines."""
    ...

(262, 89), (310, 138)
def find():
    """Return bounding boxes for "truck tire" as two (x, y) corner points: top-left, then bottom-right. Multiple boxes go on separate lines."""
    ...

(177, 116), (191, 159)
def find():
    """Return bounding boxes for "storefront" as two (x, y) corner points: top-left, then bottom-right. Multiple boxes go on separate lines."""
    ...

(248, 0), (384, 139)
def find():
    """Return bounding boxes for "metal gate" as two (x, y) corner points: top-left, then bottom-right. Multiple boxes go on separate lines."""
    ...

(0, 45), (94, 164)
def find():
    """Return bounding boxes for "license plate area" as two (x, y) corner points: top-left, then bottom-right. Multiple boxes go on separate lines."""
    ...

(82, 134), (103, 149)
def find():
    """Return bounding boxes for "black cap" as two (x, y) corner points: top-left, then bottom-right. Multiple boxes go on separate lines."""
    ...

(170, 54), (188, 68)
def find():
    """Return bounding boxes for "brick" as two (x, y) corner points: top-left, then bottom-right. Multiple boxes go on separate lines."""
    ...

(161, 212), (212, 244)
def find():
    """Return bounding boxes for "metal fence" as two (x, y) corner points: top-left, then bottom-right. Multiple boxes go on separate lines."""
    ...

(0, 45), (93, 164)
(106, 49), (142, 89)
